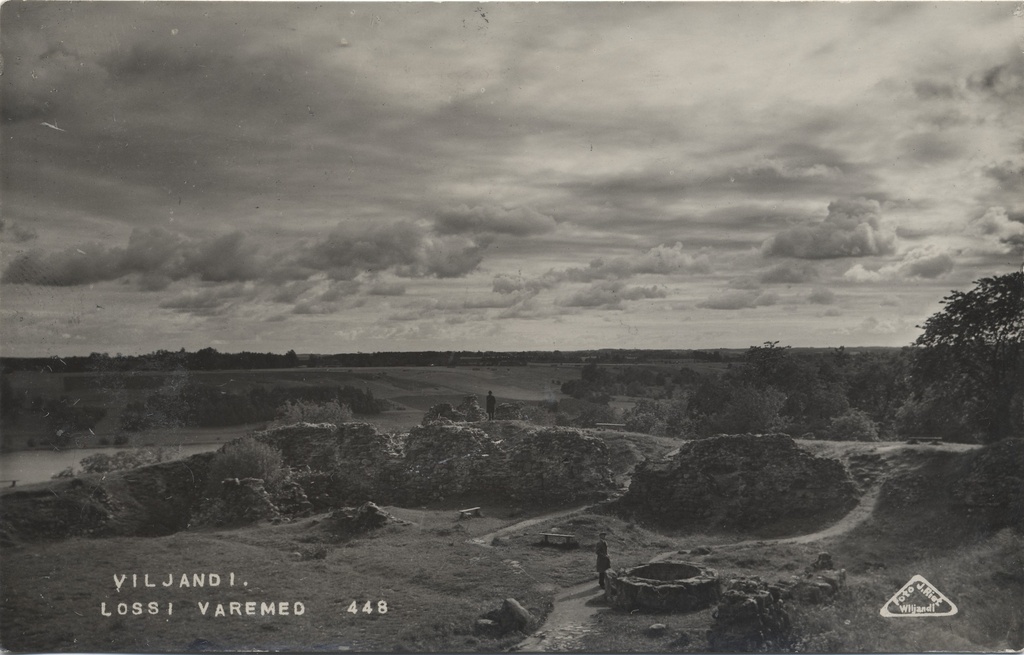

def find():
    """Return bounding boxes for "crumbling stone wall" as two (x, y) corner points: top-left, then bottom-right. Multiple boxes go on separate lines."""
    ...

(398, 423), (614, 504)
(398, 421), (507, 502)
(504, 428), (614, 503)
(708, 577), (792, 652)
(616, 434), (858, 534)
(0, 452), (215, 542)
(1, 420), (614, 542)
(253, 422), (401, 509)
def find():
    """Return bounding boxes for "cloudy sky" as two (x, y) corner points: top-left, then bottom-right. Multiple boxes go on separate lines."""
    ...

(2, 2), (1022, 357)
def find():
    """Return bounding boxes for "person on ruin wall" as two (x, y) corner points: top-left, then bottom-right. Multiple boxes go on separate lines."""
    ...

(486, 390), (496, 420)
(595, 532), (611, 589)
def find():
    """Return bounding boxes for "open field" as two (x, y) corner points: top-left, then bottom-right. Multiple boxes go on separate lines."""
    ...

(1, 364), (601, 452)
(1, 434), (1020, 653)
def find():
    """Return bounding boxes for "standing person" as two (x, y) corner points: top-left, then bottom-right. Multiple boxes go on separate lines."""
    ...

(595, 532), (611, 589)
(486, 390), (496, 420)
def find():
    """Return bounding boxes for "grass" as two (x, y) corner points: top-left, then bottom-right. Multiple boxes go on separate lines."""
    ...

(1, 424), (1019, 653)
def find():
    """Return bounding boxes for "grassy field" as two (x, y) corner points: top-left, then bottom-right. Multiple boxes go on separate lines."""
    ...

(1, 436), (1020, 653)
(1, 364), (590, 451)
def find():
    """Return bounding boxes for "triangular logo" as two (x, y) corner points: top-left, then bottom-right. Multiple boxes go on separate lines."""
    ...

(880, 574), (958, 617)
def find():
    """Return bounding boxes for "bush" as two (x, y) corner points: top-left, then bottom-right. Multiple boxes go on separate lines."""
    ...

(79, 448), (170, 475)
(710, 385), (787, 434)
(273, 399), (353, 427)
(827, 409), (880, 441)
(205, 437), (285, 495)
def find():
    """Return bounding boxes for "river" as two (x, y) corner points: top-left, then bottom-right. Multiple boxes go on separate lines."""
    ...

(0, 444), (221, 486)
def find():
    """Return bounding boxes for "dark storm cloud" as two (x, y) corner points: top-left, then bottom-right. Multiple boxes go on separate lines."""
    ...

(761, 198), (896, 259)
(434, 204), (557, 237)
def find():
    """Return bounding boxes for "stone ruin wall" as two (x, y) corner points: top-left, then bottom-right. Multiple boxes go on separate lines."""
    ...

(255, 420), (616, 507)
(1, 418), (614, 542)
(616, 434), (859, 533)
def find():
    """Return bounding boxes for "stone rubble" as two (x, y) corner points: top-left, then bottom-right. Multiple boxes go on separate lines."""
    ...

(708, 577), (792, 652)
(615, 433), (859, 532)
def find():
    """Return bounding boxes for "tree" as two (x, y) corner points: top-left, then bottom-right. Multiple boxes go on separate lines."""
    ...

(912, 272), (1023, 442)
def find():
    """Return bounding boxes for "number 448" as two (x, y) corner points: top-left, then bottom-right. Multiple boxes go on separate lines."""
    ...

(348, 601), (388, 614)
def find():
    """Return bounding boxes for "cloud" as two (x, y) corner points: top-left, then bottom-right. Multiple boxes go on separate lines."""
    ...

(983, 158), (1024, 192)
(1, 243), (124, 286)
(843, 245), (955, 282)
(561, 242), (711, 283)
(491, 242), (710, 303)
(759, 261), (820, 284)
(0, 220), (38, 243)
(434, 204), (557, 236)
(967, 206), (1024, 255)
(365, 280), (407, 296)
(559, 280), (666, 309)
(967, 57), (1024, 103)
(761, 198), (897, 259)
(298, 222), (485, 281)
(697, 290), (778, 310)
(1, 227), (268, 288)
(159, 283), (256, 316)
(807, 287), (836, 304)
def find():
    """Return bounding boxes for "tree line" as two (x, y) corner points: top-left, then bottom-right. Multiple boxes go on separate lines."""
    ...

(561, 272), (1022, 444)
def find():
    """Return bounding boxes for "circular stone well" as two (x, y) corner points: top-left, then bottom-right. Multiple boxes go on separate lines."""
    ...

(605, 561), (720, 612)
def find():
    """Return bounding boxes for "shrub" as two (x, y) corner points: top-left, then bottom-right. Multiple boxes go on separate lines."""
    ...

(205, 436), (285, 495)
(273, 399), (353, 427)
(79, 448), (170, 475)
(827, 409), (879, 441)
(710, 385), (787, 434)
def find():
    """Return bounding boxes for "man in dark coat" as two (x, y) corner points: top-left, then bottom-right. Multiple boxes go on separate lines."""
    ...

(595, 532), (611, 588)
(486, 390), (496, 420)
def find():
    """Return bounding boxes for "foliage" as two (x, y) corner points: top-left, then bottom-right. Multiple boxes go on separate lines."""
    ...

(709, 385), (788, 434)
(622, 399), (667, 434)
(120, 383), (384, 431)
(0, 375), (22, 424)
(553, 397), (619, 428)
(78, 448), (171, 475)
(826, 409), (879, 442)
(273, 399), (353, 426)
(911, 272), (1024, 442)
(205, 437), (285, 495)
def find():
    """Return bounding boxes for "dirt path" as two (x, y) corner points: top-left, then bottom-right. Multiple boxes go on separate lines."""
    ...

(513, 479), (886, 652)
(514, 581), (609, 652)
(648, 478), (885, 562)
(467, 506), (591, 548)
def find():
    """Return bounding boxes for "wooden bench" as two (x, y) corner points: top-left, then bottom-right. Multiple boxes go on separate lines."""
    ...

(538, 532), (578, 546)
(458, 506), (483, 519)
(0, 480), (18, 488)
(594, 423), (626, 430)
(906, 438), (943, 445)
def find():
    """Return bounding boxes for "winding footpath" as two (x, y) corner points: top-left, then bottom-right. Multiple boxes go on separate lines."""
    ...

(499, 478), (887, 652)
